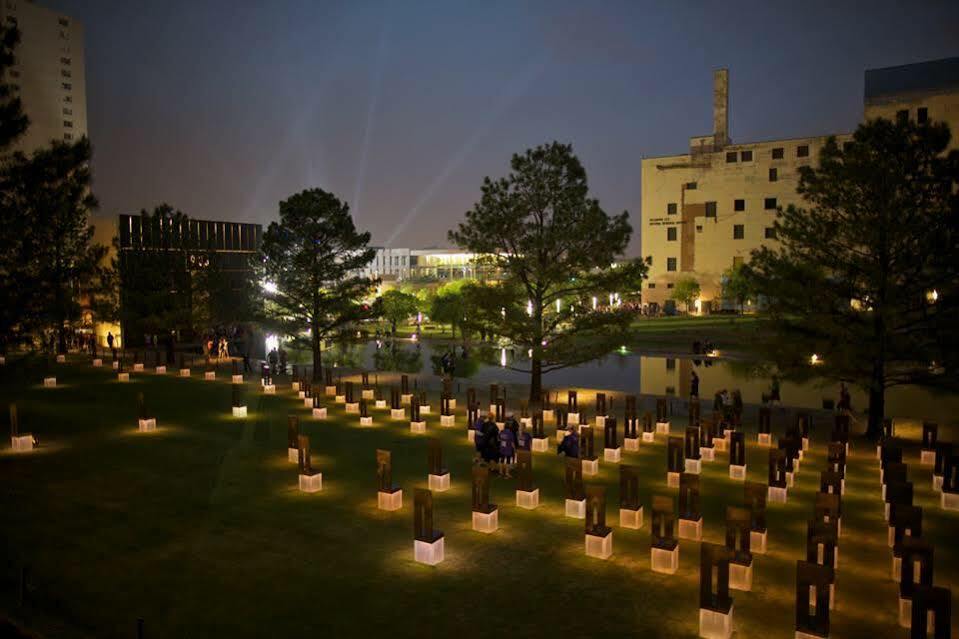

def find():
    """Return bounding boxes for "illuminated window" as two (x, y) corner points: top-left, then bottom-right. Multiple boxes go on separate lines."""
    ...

(63, 120), (72, 128)
(62, 82), (72, 90)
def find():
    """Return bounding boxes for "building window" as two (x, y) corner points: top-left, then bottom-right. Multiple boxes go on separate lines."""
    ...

(667, 202), (677, 215)
(61, 82), (72, 90)
(666, 257), (677, 272)
(734, 199), (745, 212)
(58, 17), (69, 27)
(696, 225), (703, 233)
(62, 108), (72, 115)
(647, 283), (656, 289)
(733, 224), (744, 239)
(726, 151), (737, 163)
(63, 133), (73, 141)
(769, 167), (778, 182)
(666, 283), (674, 289)
(764, 227), (776, 239)
(9, 70), (18, 78)
(797, 145), (809, 158)
(918, 107), (928, 124)
(667, 227), (677, 241)
(685, 182), (697, 190)
(63, 120), (72, 128)
(732, 256), (744, 267)
(740, 150), (753, 162)
(61, 69), (71, 78)
(60, 57), (71, 65)
(64, 95), (72, 103)
(764, 197), (777, 210)
(896, 109), (909, 123)
(705, 201), (717, 218)
(772, 147), (784, 160)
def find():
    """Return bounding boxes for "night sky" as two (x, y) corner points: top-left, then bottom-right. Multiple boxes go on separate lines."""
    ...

(48, 1), (959, 255)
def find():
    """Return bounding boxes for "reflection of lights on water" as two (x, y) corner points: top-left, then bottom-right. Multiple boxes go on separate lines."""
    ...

(265, 334), (279, 352)
(500, 348), (506, 367)
(708, 349), (720, 357)
(501, 306), (506, 319)
(556, 299), (561, 313)
(618, 345), (628, 354)
(411, 333), (418, 342)
(416, 312), (422, 324)
(592, 296), (597, 310)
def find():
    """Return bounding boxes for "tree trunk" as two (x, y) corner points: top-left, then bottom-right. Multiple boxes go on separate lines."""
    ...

(865, 359), (884, 440)
(529, 355), (542, 403)
(311, 323), (322, 383)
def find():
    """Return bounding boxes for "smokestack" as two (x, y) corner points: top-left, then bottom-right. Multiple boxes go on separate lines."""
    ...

(713, 68), (729, 149)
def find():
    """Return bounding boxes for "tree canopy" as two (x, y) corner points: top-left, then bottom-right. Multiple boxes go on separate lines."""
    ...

(0, 24), (28, 151)
(670, 277), (701, 313)
(449, 142), (647, 401)
(746, 117), (959, 438)
(258, 188), (378, 381)
(380, 289), (418, 334)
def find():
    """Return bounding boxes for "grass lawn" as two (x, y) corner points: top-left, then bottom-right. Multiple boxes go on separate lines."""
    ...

(0, 355), (956, 638)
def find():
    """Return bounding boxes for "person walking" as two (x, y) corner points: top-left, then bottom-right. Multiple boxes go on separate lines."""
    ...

(690, 371), (700, 399)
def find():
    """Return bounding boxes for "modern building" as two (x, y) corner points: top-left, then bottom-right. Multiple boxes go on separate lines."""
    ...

(1, 1), (87, 154)
(641, 58), (959, 311)
(360, 247), (491, 282)
(116, 213), (263, 346)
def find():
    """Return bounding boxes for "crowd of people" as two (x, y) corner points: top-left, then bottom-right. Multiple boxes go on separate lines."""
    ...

(471, 412), (532, 477)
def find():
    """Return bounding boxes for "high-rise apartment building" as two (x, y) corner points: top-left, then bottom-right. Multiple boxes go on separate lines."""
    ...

(641, 58), (959, 312)
(2, 0), (87, 154)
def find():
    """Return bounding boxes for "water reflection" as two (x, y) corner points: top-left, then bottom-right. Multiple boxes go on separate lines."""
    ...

(321, 339), (958, 422)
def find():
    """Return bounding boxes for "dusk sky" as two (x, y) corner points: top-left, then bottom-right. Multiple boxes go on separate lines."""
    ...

(52, 0), (959, 255)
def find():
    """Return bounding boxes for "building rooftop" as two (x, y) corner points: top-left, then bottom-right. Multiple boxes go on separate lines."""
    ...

(864, 57), (959, 101)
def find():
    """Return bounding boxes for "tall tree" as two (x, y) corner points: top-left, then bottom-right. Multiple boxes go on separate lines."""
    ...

(258, 189), (378, 381)
(746, 118), (959, 439)
(2, 138), (105, 353)
(450, 142), (647, 401)
(0, 24), (28, 151)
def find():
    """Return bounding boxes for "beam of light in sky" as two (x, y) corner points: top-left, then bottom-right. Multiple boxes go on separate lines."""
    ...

(240, 49), (346, 224)
(384, 53), (549, 246)
(352, 5), (391, 222)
